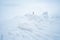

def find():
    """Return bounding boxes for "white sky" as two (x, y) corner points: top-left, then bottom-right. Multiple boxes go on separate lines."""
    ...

(0, 0), (60, 21)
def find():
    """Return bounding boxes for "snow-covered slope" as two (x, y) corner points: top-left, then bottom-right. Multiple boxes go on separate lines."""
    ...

(0, 12), (60, 40)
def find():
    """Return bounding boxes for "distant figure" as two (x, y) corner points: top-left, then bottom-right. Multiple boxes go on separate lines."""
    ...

(33, 11), (34, 15)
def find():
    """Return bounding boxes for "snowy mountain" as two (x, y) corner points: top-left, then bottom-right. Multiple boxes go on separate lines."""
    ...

(0, 12), (60, 40)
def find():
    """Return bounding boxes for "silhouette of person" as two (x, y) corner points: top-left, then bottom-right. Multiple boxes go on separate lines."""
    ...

(33, 12), (34, 15)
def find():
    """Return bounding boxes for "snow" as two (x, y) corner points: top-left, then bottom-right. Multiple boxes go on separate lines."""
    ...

(0, 12), (60, 40)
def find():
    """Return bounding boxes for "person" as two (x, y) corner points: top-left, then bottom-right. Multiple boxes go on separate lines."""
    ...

(33, 11), (34, 15)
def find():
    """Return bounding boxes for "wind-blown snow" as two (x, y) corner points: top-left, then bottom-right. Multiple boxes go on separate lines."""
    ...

(0, 12), (60, 40)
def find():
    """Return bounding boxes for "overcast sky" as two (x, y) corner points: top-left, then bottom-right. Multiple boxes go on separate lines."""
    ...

(0, 0), (60, 21)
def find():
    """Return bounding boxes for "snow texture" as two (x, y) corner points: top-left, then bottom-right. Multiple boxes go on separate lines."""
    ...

(0, 12), (60, 40)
